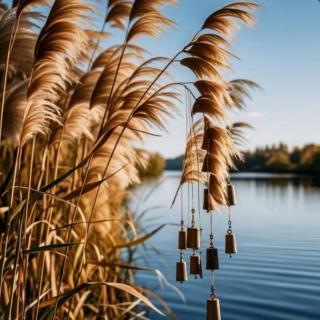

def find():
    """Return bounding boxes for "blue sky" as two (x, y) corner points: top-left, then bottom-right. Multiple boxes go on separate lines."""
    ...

(4, 0), (320, 157)
(139, 0), (320, 157)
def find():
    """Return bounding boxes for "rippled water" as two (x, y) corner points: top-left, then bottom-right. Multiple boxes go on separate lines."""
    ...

(132, 172), (320, 320)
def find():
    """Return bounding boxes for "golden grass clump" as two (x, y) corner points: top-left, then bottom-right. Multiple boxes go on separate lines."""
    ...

(0, 0), (258, 318)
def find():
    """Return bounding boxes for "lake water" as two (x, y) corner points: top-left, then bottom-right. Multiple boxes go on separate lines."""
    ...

(132, 172), (320, 320)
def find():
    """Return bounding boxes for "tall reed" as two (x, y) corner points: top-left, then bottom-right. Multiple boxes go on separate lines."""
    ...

(0, 0), (258, 318)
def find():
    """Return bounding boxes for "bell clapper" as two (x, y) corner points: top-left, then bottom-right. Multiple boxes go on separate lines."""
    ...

(228, 214), (233, 259)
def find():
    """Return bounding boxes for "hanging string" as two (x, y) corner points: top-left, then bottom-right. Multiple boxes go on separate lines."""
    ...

(211, 271), (215, 287)
(187, 183), (190, 226)
(185, 88), (190, 227)
(180, 186), (184, 225)
(228, 205), (232, 234)
(210, 208), (216, 298)
(195, 121), (201, 228)
(210, 271), (216, 299)
(210, 212), (213, 236)
(187, 90), (195, 213)
(206, 134), (210, 197)
(180, 189), (184, 263)
(188, 90), (202, 230)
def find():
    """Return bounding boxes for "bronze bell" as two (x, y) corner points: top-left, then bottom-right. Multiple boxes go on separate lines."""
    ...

(202, 154), (219, 173)
(187, 227), (200, 249)
(225, 232), (237, 255)
(190, 254), (201, 276)
(176, 260), (188, 283)
(206, 247), (219, 270)
(227, 184), (237, 206)
(207, 298), (221, 320)
(178, 230), (187, 250)
(203, 188), (215, 211)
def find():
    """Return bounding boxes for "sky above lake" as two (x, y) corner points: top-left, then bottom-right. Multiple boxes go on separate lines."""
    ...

(4, 0), (320, 158)
(139, 0), (320, 158)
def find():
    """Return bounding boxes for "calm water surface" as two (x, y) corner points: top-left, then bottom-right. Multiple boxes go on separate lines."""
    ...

(131, 172), (320, 320)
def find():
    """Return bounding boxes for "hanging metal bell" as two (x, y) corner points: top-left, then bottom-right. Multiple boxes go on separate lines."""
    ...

(207, 298), (221, 320)
(178, 230), (187, 250)
(206, 247), (219, 270)
(225, 233), (237, 255)
(202, 154), (219, 173)
(187, 227), (200, 249)
(227, 184), (237, 206)
(190, 254), (201, 276)
(203, 188), (215, 211)
(176, 260), (188, 283)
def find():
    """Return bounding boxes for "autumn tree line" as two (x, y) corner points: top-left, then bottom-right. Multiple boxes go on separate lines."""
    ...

(165, 143), (320, 175)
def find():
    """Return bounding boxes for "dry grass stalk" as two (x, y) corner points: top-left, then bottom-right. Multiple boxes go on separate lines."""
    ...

(0, 1), (258, 318)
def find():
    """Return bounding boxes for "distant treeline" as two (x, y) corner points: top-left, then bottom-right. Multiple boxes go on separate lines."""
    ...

(166, 143), (320, 174)
(137, 152), (165, 178)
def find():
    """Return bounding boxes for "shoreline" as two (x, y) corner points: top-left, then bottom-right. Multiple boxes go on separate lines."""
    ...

(164, 170), (318, 179)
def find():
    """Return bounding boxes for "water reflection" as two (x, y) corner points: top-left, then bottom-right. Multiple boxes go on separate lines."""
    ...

(232, 172), (320, 189)
(133, 172), (320, 320)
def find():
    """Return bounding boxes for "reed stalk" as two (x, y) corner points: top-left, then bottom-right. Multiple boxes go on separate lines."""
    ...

(0, 2), (258, 318)
(0, 13), (21, 145)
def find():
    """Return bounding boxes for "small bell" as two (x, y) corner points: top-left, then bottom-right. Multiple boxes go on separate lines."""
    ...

(207, 298), (221, 320)
(225, 232), (237, 256)
(178, 230), (187, 250)
(190, 253), (201, 276)
(206, 247), (219, 270)
(176, 260), (188, 283)
(227, 184), (237, 206)
(187, 227), (200, 249)
(203, 188), (215, 211)
(202, 154), (218, 173)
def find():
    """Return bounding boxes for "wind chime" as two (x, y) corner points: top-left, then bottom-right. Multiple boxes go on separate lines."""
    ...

(175, 89), (240, 319)
(176, 91), (203, 283)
